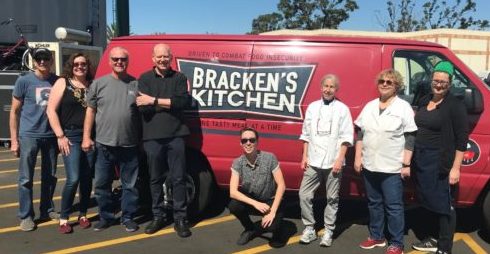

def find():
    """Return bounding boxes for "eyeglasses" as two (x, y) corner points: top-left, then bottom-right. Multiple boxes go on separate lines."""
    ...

(111, 57), (128, 62)
(377, 79), (395, 86)
(431, 79), (450, 85)
(240, 138), (257, 144)
(73, 62), (87, 68)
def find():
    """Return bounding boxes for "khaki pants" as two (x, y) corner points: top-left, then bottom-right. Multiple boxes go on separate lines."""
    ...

(299, 165), (341, 231)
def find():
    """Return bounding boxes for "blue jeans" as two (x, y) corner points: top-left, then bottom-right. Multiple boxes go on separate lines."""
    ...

(362, 169), (404, 247)
(60, 132), (95, 219)
(94, 143), (139, 223)
(18, 137), (58, 219)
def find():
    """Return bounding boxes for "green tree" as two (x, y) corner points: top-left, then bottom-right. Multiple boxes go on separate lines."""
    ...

(383, 0), (489, 32)
(250, 0), (359, 34)
(106, 23), (118, 42)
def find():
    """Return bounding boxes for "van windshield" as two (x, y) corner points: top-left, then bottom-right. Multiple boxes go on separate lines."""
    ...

(393, 50), (476, 106)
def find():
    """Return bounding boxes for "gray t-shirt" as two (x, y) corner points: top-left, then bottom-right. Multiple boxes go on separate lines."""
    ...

(12, 72), (58, 138)
(86, 74), (140, 146)
(231, 151), (279, 201)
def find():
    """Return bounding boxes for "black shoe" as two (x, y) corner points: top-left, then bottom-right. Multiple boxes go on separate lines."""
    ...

(174, 219), (191, 238)
(145, 217), (169, 234)
(412, 237), (438, 252)
(93, 219), (114, 232)
(236, 230), (256, 245)
(123, 220), (139, 232)
(269, 230), (285, 248)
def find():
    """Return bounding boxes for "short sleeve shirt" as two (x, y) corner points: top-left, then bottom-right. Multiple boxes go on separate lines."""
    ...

(231, 151), (279, 201)
(86, 74), (140, 146)
(354, 96), (417, 173)
(12, 72), (58, 138)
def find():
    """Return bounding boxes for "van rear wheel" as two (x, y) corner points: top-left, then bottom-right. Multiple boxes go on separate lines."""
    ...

(162, 167), (214, 218)
(483, 190), (490, 233)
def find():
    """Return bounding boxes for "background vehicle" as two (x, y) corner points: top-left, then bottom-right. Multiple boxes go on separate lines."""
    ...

(98, 34), (490, 230)
(0, 19), (102, 146)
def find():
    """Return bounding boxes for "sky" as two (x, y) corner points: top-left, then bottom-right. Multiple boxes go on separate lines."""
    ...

(106, 0), (490, 35)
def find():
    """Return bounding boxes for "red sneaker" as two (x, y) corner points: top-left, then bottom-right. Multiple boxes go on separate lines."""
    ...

(359, 237), (386, 249)
(58, 223), (73, 234)
(78, 217), (91, 229)
(386, 245), (404, 254)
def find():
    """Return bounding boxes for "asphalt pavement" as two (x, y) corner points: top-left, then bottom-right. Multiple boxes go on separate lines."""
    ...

(0, 147), (488, 254)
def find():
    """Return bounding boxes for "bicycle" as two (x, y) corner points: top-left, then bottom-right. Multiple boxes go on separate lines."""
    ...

(0, 18), (34, 71)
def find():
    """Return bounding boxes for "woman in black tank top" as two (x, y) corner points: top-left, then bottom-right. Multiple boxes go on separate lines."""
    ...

(46, 53), (95, 234)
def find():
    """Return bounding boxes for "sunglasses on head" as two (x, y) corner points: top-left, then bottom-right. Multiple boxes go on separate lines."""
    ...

(240, 138), (257, 144)
(111, 57), (128, 62)
(377, 79), (394, 86)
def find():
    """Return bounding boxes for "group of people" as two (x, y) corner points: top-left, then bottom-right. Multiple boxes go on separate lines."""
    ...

(10, 44), (466, 254)
(230, 63), (467, 254)
(10, 44), (192, 238)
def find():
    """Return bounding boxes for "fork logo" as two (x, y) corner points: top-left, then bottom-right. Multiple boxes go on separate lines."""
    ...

(178, 59), (315, 120)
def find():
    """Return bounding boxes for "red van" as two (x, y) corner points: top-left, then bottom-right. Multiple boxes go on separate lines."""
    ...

(98, 34), (489, 229)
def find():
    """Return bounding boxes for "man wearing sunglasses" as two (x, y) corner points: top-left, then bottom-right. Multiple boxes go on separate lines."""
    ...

(228, 127), (286, 247)
(298, 74), (354, 247)
(82, 47), (141, 232)
(10, 48), (60, 231)
(135, 44), (191, 237)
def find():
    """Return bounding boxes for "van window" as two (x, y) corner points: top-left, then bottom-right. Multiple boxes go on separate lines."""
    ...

(393, 50), (476, 106)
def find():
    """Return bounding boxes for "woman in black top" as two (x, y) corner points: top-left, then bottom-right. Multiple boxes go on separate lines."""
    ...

(411, 61), (469, 254)
(47, 53), (95, 234)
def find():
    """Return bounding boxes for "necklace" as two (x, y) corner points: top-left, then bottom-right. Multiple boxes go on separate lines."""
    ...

(68, 79), (88, 107)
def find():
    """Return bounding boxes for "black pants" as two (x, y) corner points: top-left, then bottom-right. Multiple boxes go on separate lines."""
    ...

(419, 208), (456, 252)
(228, 198), (283, 233)
(437, 208), (456, 252)
(143, 137), (187, 220)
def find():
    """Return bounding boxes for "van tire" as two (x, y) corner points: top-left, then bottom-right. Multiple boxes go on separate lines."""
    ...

(188, 167), (214, 218)
(483, 190), (490, 233)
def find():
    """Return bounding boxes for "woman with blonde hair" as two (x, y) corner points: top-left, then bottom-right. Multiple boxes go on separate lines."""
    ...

(354, 69), (417, 254)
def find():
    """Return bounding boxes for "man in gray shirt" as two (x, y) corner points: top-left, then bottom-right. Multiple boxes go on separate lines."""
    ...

(82, 47), (140, 232)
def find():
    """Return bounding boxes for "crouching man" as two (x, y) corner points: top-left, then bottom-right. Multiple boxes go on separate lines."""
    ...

(228, 127), (286, 247)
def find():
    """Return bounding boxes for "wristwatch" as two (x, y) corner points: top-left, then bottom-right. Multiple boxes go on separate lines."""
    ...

(153, 97), (158, 106)
(402, 163), (411, 167)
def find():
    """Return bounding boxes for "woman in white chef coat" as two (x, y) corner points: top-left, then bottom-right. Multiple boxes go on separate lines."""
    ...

(354, 69), (417, 253)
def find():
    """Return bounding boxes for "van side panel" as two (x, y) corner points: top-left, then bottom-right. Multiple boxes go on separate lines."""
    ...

(246, 41), (382, 191)
(98, 35), (489, 209)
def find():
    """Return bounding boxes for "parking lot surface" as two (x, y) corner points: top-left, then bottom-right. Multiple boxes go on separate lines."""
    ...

(0, 148), (488, 254)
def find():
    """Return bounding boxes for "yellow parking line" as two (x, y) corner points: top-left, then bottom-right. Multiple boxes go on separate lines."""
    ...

(455, 233), (488, 254)
(232, 229), (325, 254)
(0, 196), (62, 209)
(0, 155), (47, 163)
(233, 234), (302, 254)
(236, 231), (487, 254)
(0, 178), (67, 190)
(0, 164), (65, 174)
(42, 215), (236, 254)
(0, 213), (98, 234)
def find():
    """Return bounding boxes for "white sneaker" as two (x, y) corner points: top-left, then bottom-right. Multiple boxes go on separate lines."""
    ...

(299, 226), (317, 244)
(20, 217), (35, 231)
(319, 230), (333, 247)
